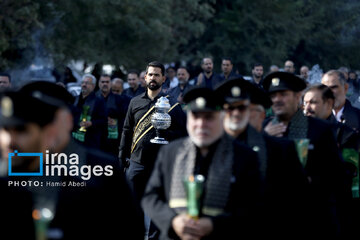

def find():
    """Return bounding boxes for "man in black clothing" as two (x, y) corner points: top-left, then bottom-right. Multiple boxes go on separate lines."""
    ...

(303, 83), (360, 237)
(142, 87), (261, 240)
(96, 74), (131, 156)
(215, 78), (309, 238)
(123, 70), (145, 98)
(322, 70), (360, 134)
(303, 84), (359, 151)
(168, 66), (192, 104)
(250, 63), (264, 88)
(0, 81), (144, 239)
(119, 61), (186, 239)
(263, 72), (350, 237)
(72, 74), (107, 150)
(217, 57), (240, 82)
(196, 57), (220, 89)
(0, 72), (11, 89)
(119, 61), (186, 200)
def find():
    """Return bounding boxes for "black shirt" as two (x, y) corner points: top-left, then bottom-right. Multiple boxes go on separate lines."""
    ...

(119, 90), (187, 167)
(193, 140), (220, 178)
(123, 86), (145, 98)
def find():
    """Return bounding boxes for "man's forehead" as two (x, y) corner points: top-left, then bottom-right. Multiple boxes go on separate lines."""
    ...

(5, 122), (37, 133)
(203, 58), (213, 64)
(227, 99), (250, 106)
(147, 66), (162, 74)
(304, 90), (321, 99)
(270, 89), (294, 96)
(322, 74), (339, 84)
(177, 69), (188, 74)
(189, 111), (218, 117)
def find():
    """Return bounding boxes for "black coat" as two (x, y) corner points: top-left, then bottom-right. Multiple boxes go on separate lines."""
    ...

(327, 113), (360, 151)
(96, 91), (131, 156)
(197, 73), (221, 90)
(264, 114), (349, 237)
(73, 91), (107, 149)
(342, 99), (360, 134)
(142, 134), (261, 240)
(237, 126), (310, 237)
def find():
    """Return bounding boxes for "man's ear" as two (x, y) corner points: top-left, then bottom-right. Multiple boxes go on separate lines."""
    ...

(295, 91), (303, 102)
(42, 121), (58, 150)
(344, 83), (349, 94)
(55, 109), (73, 131)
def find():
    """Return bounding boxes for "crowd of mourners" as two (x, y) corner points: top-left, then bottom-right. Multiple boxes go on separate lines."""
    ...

(0, 57), (359, 239)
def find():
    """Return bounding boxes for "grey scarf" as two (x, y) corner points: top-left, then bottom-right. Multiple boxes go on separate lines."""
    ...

(287, 109), (309, 139)
(169, 135), (234, 216)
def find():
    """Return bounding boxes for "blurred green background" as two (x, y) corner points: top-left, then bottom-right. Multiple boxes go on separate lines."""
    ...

(1, 0), (360, 76)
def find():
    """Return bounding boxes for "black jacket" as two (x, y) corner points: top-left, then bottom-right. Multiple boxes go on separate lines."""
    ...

(142, 134), (261, 240)
(342, 99), (360, 134)
(119, 91), (187, 168)
(237, 125), (310, 238)
(96, 91), (131, 155)
(73, 91), (107, 149)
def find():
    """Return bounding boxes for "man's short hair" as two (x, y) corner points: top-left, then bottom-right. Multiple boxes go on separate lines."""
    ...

(338, 66), (349, 73)
(127, 70), (139, 76)
(305, 84), (335, 102)
(112, 78), (124, 84)
(252, 63), (263, 69)
(324, 70), (347, 86)
(166, 66), (176, 73)
(177, 66), (188, 72)
(146, 61), (165, 76)
(0, 72), (11, 82)
(82, 74), (96, 85)
(348, 70), (357, 77)
(100, 74), (111, 79)
(222, 57), (233, 64)
(201, 57), (213, 65)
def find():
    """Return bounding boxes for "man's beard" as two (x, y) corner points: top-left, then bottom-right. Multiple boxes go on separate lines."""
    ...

(147, 80), (161, 90)
(224, 117), (248, 131)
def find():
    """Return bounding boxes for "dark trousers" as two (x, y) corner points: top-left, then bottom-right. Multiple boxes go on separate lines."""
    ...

(126, 160), (148, 202)
(126, 160), (160, 240)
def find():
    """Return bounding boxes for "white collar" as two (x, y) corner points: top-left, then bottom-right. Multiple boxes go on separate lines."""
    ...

(332, 106), (345, 122)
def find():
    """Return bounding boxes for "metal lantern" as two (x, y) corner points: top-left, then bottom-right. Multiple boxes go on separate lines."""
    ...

(150, 96), (172, 144)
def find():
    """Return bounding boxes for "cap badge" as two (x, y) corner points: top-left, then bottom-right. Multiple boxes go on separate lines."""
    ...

(252, 146), (260, 152)
(32, 91), (42, 99)
(1, 96), (13, 117)
(231, 86), (241, 97)
(272, 78), (280, 86)
(195, 97), (206, 109)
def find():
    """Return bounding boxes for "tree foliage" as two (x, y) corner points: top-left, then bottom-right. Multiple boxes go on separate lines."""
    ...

(195, 0), (360, 73)
(0, 0), (41, 69)
(1, 0), (360, 75)
(0, 0), (214, 71)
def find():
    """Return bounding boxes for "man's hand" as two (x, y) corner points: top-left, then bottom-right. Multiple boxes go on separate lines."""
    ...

(108, 117), (117, 126)
(264, 121), (287, 137)
(172, 214), (213, 240)
(192, 217), (213, 237)
(172, 213), (190, 239)
(80, 120), (92, 128)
